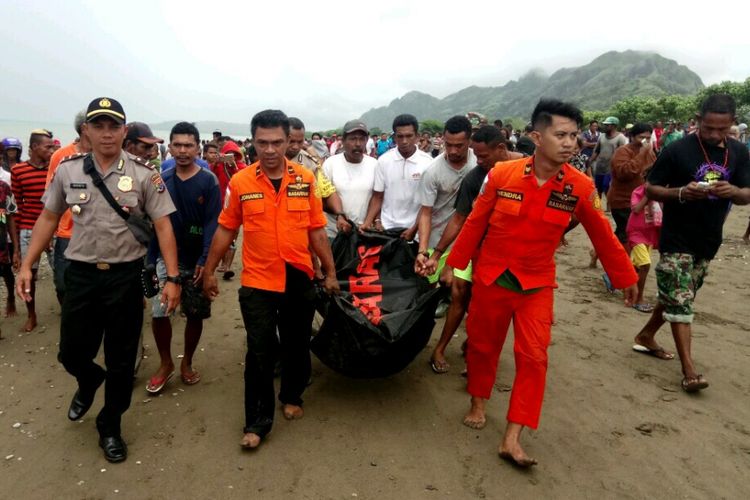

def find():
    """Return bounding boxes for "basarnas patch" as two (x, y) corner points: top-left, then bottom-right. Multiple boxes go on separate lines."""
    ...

(287, 182), (310, 198)
(547, 190), (578, 212)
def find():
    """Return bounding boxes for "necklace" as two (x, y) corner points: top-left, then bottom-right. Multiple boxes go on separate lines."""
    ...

(696, 133), (728, 169)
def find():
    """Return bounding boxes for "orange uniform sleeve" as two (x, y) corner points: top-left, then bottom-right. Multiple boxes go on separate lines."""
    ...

(446, 168), (498, 271)
(575, 184), (638, 289)
(217, 175), (243, 231)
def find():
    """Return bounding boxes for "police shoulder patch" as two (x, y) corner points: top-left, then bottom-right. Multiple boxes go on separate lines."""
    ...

(150, 172), (166, 193)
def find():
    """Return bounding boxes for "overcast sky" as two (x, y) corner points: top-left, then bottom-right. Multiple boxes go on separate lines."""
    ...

(2, 0), (749, 131)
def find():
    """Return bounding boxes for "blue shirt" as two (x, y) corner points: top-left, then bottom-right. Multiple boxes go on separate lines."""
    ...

(148, 166), (221, 268)
(376, 139), (392, 156)
(161, 157), (209, 172)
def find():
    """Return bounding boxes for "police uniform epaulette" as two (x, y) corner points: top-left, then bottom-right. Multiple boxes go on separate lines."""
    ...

(132, 156), (155, 169)
(301, 149), (321, 164)
(60, 153), (86, 164)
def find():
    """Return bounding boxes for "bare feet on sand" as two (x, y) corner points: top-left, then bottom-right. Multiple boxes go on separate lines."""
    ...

(462, 397), (486, 429)
(588, 248), (598, 269)
(283, 404), (304, 420)
(240, 433), (261, 449)
(5, 302), (16, 317)
(500, 423), (537, 467)
(22, 315), (37, 332)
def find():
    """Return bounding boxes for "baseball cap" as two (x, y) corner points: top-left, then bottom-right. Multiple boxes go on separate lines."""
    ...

(85, 97), (126, 124)
(602, 116), (620, 126)
(125, 122), (164, 144)
(343, 120), (368, 135)
(739, 123), (748, 131)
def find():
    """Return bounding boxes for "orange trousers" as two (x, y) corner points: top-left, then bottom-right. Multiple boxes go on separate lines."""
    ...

(465, 281), (553, 429)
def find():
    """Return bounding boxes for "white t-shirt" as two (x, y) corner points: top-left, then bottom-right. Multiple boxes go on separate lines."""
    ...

(374, 147), (433, 230)
(322, 153), (378, 237)
(365, 137), (375, 156)
(418, 150), (476, 248)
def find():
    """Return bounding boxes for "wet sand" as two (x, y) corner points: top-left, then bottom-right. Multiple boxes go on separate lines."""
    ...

(1, 206), (749, 499)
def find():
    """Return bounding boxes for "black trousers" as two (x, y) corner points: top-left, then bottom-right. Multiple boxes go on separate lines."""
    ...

(611, 208), (631, 246)
(58, 260), (143, 437)
(238, 265), (315, 437)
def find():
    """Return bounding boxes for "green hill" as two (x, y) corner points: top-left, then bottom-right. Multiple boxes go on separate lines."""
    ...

(359, 50), (704, 130)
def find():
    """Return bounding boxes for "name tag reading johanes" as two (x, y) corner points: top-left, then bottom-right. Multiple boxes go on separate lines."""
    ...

(240, 192), (264, 201)
(287, 183), (310, 198)
(546, 191), (579, 212)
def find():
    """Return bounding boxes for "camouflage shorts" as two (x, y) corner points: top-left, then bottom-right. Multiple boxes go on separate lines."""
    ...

(655, 253), (709, 324)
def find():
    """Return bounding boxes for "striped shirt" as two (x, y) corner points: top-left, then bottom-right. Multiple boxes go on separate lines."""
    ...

(11, 162), (49, 229)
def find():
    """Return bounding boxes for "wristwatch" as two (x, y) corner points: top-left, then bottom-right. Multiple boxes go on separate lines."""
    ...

(165, 275), (182, 285)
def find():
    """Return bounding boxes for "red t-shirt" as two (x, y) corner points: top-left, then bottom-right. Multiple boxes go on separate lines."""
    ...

(11, 161), (49, 230)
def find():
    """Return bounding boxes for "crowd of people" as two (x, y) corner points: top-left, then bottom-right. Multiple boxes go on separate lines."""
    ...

(1, 93), (748, 468)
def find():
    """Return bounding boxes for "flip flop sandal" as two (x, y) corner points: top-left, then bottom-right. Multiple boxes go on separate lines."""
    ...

(429, 358), (450, 374)
(181, 370), (201, 385)
(633, 303), (654, 313)
(681, 374), (709, 393)
(632, 344), (675, 360)
(146, 371), (174, 394)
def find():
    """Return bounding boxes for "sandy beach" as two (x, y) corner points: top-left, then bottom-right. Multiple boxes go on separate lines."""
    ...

(1, 206), (749, 499)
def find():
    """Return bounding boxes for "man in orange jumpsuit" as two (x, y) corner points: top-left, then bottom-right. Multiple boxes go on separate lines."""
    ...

(203, 110), (339, 450)
(447, 99), (638, 467)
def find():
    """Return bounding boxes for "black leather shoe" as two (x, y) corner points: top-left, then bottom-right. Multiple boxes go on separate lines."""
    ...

(68, 389), (95, 421)
(99, 436), (127, 463)
(67, 376), (104, 421)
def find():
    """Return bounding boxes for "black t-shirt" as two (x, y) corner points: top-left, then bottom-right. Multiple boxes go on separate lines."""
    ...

(454, 165), (489, 216)
(155, 168), (222, 268)
(270, 177), (283, 192)
(647, 134), (750, 260)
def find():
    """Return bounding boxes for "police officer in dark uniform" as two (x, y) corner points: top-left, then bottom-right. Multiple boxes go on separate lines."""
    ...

(16, 97), (181, 463)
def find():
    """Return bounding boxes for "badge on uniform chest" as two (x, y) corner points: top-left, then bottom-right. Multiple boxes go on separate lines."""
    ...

(287, 182), (311, 198)
(118, 176), (133, 192)
(546, 188), (579, 212)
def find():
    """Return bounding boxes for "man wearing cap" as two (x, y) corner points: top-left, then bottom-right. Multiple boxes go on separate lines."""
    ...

(122, 121), (165, 370)
(322, 119), (378, 237)
(123, 122), (163, 163)
(589, 116), (627, 204)
(16, 97), (180, 463)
